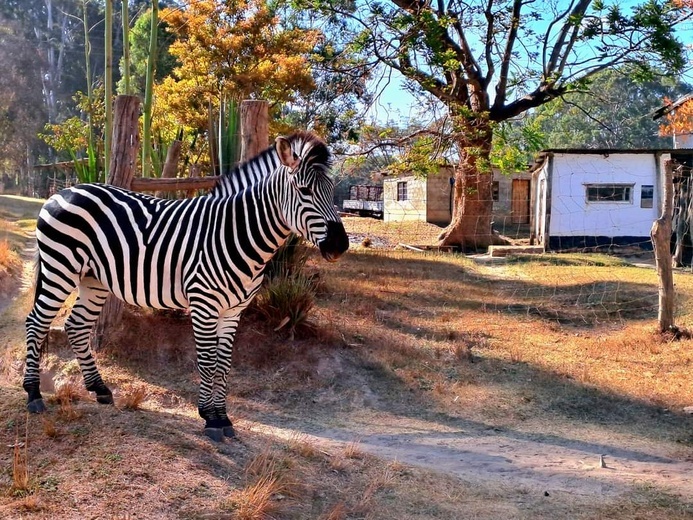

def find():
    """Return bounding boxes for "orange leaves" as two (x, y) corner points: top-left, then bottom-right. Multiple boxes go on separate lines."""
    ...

(156, 0), (319, 131)
(658, 96), (693, 137)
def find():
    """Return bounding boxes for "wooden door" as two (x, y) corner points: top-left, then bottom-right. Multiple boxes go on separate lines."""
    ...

(511, 179), (530, 224)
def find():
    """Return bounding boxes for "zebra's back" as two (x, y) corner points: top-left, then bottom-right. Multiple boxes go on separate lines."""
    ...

(36, 183), (212, 310)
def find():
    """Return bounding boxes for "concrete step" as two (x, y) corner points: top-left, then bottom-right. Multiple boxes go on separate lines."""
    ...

(487, 245), (544, 257)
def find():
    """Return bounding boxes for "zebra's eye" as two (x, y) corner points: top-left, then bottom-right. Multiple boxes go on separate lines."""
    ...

(298, 186), (313, 197)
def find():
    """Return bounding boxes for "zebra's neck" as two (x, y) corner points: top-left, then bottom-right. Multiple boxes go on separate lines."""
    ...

(215, 171), (292, 272)
(211, 146), (280, 200)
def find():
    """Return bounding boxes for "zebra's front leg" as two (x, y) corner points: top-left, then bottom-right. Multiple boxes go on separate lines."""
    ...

(64, 278), (113, 404)
(213, 312), (241, 439)
(190, 305), (226, 441)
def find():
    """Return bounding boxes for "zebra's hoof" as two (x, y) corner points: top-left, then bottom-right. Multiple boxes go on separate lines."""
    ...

(204, 427), (224, 442)
(27, 398), (47, 414)
(96, 394), (114, 405)
(223, 425), (236, 438)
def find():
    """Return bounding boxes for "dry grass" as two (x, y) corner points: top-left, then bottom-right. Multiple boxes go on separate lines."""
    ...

(342, 215), (444, 248)
(226, 447), (301, 519)
(1, 205), (693, 519)
(343, 440), (365, 460)
(119, 383), (149, 410)
(285, 433), (321, 460)
(319, 502), (347, 520)
(11, 416), (30, 496)
(40, 417), (60, 439)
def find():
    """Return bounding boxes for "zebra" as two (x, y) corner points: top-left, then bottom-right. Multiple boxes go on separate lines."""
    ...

(23, 131), (349, 441)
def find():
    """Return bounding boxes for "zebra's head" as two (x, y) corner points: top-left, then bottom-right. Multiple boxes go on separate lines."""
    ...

(275, 133), (349, 262)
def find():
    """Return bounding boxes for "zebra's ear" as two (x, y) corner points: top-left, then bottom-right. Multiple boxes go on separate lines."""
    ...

(275, 137), (300, 169)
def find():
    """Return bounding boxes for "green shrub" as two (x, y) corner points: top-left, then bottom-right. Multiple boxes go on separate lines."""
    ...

(253, 234), (318, 339)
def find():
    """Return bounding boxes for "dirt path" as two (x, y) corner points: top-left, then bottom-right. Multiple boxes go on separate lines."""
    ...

(0, 233), (35, 316)
(250, 414), (693, 501)
(243, 328), (693, 504)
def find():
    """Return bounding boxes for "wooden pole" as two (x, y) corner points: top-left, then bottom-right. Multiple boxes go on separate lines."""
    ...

(133, 175), (217, 193)
(240, 100), (269, 162)
(94, 95), (141, 349)
(142, 0), (158, 177)
(107, 95), (140, 187)
(651, 160), (676, 333)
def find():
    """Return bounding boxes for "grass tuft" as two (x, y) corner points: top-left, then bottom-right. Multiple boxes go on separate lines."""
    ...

(40, 417), (60, 438)
(228, 474), (284, 520)
(11, 415), (31, 496)
(285, 433), (321, 460)
(120, 383), (149, 410)
(320, 502), (347, 520)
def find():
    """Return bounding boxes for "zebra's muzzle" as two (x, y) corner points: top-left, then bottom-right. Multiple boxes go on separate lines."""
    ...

(319, 221), (349, 262)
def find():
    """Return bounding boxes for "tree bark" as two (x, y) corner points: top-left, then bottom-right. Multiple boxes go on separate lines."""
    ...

(186, 163), (202, 198)
(155, 139), (182, 197)
(240, 100), (269, 161)
(437, 115), (507, 251)
(94, 94), (141, 349)
(651, 160), (675, 333)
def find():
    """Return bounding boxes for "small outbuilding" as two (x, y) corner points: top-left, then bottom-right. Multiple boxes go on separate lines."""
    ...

(531, 148), (693, 251)
(383, 167), (455, 226)
(382, 166), (531, 231)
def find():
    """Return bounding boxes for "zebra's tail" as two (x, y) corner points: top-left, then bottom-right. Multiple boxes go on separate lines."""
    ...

(31, 243), (42, 306)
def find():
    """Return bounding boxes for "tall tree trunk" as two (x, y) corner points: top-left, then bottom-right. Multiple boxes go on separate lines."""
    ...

(438, 115), (506, 251)
(240, 100), (269, 161)
(104, 0), (113, 178)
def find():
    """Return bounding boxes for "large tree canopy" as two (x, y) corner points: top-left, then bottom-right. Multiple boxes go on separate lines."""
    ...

(155, 0), (320, 132)
(529, 68), (691, 149)
(317, 0), (693, 248)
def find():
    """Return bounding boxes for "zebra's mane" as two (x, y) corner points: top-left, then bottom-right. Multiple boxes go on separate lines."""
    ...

(211, 131), (331, 200)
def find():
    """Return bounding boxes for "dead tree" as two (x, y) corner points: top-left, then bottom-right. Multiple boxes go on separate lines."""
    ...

(651, 160), (675, 333)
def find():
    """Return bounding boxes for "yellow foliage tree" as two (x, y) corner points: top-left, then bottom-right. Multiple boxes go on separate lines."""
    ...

(659, 97), (693, 140)
(156, 0), (321, 133)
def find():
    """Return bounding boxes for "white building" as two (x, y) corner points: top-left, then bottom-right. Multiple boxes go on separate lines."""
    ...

(382, 166), (531, 231)
(531, 149), (693, 251)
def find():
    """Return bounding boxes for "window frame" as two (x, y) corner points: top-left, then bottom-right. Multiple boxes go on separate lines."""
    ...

(584, 183), (634, 204)
(640, 185), (654, 209)
(396, 181), (408, 201)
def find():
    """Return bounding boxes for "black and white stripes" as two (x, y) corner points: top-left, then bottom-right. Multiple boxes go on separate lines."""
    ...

(23, 132), (349, 440)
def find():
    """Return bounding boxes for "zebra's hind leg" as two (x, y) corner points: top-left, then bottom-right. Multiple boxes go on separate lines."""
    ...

(64, 277), (113, 405)
(24, 266), (78, 413)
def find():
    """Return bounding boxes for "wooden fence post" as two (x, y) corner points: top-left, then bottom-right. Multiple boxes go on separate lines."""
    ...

(155, 139), (182, 198)
(651, 160), (675, 333)
(94, 94), (141, 348)
(240, 100), (269, 162)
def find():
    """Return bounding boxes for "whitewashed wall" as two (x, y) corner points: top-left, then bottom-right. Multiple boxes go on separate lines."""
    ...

(548, 153), (659, 239)
(532, 161), (550, 244)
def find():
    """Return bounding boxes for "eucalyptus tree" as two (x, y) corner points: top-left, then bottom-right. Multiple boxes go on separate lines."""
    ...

(0, 19), (46, 178)
(312, 0), (692, 249)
